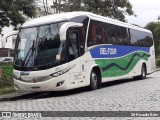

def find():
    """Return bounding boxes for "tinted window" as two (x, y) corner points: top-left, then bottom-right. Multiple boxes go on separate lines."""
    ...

(68, 31), (79, 61)
(70, 16), (89, 54)
(130, 29), (153, 47)
(88, 20), (130, 46)
(88, 20), (108, 46)
(87, 20), (153, 47)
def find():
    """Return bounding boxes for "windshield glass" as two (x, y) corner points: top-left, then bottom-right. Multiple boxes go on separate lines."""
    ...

(15, 22), (66, 68)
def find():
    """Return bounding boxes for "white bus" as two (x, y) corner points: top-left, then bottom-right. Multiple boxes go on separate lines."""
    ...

(13, 12), (156, 92)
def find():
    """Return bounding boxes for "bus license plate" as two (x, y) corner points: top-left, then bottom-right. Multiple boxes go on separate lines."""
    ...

(31, 87), (41, 92)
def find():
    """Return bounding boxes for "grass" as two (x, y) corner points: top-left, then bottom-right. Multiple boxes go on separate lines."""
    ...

(0, 63), (15, 96)
(156, 56), (160, 69)
(0, 86), (15, 96)
(0, 64), (13, 86)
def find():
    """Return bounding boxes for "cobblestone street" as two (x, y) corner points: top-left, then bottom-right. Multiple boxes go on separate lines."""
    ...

(0, 71), (160, 120)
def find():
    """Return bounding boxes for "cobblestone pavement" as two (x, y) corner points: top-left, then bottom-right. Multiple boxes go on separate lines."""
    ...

(0, 71), (160, 120)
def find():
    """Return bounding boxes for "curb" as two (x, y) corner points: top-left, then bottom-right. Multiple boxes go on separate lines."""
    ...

(156, 69), (160, 71)
(0, 92), (27, 102)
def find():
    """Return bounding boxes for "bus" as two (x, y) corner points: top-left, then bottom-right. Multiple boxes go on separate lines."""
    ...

(13, 12), (156, 92)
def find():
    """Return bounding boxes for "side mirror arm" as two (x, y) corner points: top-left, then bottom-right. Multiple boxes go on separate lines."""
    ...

(59, 22), (83, 41)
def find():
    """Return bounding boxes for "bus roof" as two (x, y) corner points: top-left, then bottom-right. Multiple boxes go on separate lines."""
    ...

(22, 11), (151, 33)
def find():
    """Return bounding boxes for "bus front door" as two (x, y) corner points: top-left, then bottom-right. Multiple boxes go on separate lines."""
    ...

(67, 28), (86, 89)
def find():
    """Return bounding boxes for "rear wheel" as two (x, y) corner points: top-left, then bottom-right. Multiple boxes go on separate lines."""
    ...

(133, 64), (146, 80)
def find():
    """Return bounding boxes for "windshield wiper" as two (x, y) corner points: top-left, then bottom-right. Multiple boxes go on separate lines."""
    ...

(22, 41), (35, 67)
(37, 28), (50, 47)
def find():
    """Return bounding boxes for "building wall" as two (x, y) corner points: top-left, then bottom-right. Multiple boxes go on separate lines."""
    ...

(0, 48), (14, 57)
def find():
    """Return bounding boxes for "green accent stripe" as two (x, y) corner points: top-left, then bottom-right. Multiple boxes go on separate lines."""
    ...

(95, 51), (149, 78)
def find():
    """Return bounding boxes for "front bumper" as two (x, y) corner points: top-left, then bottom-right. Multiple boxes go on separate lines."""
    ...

(14, 73), (70, 92)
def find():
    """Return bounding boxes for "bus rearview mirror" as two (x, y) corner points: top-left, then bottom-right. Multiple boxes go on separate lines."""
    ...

(59, 22), (83, 41)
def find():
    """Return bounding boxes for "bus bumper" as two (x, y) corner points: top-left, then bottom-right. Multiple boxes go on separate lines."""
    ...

(13, 73), (70, 92)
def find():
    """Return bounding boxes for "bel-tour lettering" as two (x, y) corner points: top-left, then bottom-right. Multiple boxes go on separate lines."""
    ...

(100, 48), (117, 55)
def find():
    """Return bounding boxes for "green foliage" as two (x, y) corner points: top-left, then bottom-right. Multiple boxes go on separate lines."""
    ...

(0, 86), (15, 96)
(145, 22), (160, 57)
(0, 64), (13, 87)
(51, 0), (135, 22)
(0, 0), (36, 33)
(84, 0), (135, 22)
(0, 64), (14, 96)
(157, 56), (160, 67)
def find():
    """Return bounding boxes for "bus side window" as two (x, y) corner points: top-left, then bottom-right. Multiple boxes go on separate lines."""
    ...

(68, 31), (79, 62)
(107, 24), (116, 44)
(77, 27), (85, 56)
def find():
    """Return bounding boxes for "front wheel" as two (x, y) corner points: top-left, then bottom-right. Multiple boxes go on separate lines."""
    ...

(90, 70), (98, 90)
(133, 64), (147, 80)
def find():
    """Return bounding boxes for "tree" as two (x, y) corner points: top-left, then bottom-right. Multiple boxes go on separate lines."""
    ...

(59, 0), (84, 12)
(36, 0), (135, 22)
(0, 0), (36, 34)
(35, 0), (56, 16)
(145, 22), (160, 56)
(55, 0), (135, 22)
(85, 0), (135, 22)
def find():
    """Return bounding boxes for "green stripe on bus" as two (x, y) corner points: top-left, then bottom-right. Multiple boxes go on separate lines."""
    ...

(95, 51), (149, 78)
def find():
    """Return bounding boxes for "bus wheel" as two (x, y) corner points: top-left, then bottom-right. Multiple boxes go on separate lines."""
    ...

(134, 64), (146, 80)
(90, 69), (98, 90)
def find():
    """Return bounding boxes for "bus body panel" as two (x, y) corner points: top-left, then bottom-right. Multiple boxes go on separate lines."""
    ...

(12, 12), (156, 92)
(88, 45), (153, 78)
(14, 63), (70, 91)
(147, 45), (156, 74)
(14, 72), (70, 92)
(68, 57), (87, 89)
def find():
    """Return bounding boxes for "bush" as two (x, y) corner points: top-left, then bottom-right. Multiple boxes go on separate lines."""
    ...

(156, 56), (160, 67)
(0, 63), (13, 88)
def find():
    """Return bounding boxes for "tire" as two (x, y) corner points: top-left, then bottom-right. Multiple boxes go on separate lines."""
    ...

(90, 69), (98, 90)
(133, 64), (146, 80)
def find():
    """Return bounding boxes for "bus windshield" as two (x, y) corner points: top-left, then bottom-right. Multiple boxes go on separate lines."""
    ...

(15, 22), (66, 68)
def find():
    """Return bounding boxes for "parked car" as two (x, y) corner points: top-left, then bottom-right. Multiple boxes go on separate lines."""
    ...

(0, 57), (13, 63)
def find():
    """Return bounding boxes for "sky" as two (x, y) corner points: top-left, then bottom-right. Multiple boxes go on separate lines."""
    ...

(127, 0), (160, 27)
(2, 0), (160, 34)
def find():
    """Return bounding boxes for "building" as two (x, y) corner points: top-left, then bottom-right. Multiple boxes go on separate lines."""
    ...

(0, 48), (14, 57)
